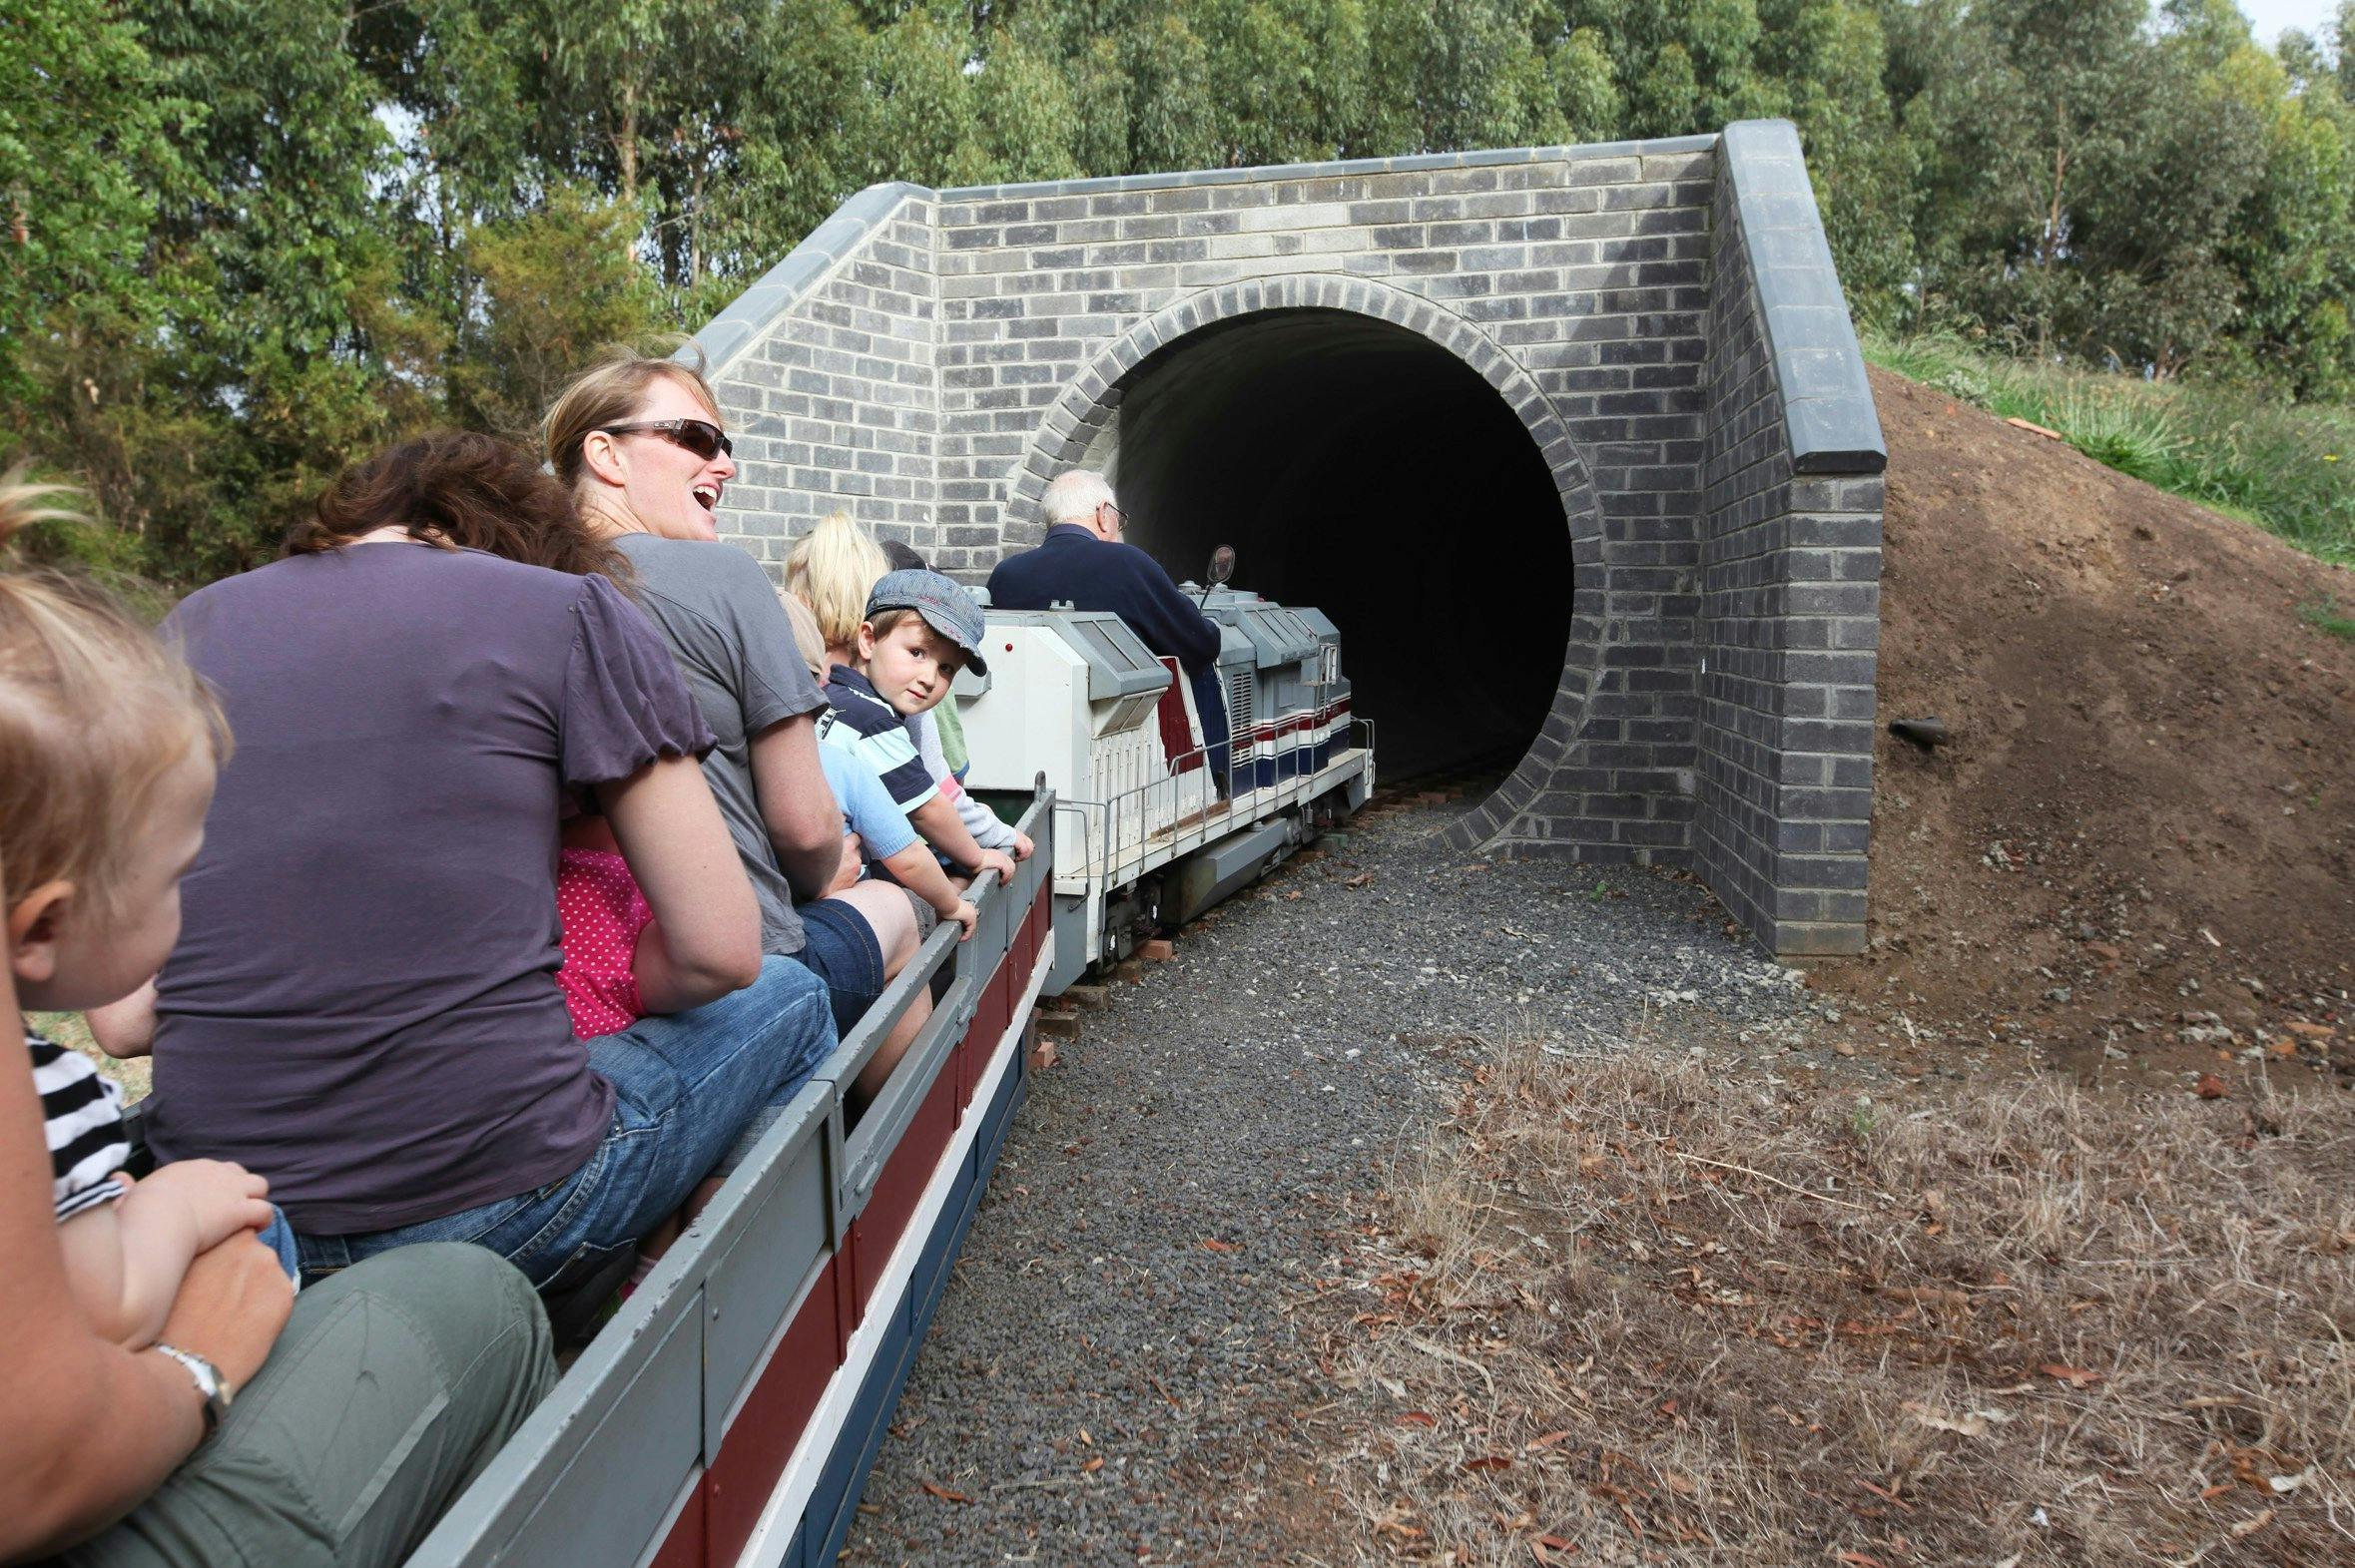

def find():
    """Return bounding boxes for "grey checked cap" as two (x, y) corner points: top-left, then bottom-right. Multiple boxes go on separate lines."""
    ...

(866, 568), (988, 677)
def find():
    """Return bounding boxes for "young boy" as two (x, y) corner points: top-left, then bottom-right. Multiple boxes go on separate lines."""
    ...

(818, 570), (1017, 888)
(817, 740), (977, 941)
(876, 542), (1030, 864)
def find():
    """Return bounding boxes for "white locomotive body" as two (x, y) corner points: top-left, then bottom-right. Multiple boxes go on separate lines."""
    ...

(957, 588), (1374, 992)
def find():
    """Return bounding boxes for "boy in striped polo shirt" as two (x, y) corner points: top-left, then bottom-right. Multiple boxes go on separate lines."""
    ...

(817, 569), (1017, 889)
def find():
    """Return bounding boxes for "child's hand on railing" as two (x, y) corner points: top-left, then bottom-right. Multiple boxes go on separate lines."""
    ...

(970, 848), (1015, 885)
(949, 900), (977, 941)
(1008, 829), (1034, 861)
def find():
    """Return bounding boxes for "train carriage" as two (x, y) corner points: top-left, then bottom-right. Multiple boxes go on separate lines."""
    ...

(400, 579), (1368, 1567)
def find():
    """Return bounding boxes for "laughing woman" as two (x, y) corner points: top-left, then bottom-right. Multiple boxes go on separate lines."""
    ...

(542, 353), (919, 1041)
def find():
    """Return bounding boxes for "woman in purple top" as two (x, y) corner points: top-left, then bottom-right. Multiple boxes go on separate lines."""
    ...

(90, 435), (838, 1297)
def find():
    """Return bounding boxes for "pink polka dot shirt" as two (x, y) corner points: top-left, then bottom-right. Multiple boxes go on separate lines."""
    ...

(556, 848), (653, 1039)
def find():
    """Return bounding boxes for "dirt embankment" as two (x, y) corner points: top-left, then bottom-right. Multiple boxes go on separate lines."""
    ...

(1814, 368), (2355, 1081)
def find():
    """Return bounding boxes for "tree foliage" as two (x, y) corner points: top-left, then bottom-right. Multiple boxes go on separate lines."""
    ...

(6, 0), (2355, 584)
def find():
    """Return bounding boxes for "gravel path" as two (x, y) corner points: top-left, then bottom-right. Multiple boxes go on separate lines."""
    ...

(842, 796), (1822, 1566)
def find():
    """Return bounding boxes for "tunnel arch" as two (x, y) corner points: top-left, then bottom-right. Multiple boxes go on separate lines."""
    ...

(1004, 274), (1606, 842)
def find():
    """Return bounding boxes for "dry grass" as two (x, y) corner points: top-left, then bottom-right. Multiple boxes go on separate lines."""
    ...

(30, 1011), (149, 1097)
(1315, 1038), (2355, 1566)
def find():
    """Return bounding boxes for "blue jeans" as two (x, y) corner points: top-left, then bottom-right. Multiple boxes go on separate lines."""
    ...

(258, 1206), (301, 1291)
(294, 957), (835, 1294)
(792, 896), (888, 1035)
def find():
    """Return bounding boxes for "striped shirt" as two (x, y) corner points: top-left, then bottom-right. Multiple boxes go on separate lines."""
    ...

(28, 1030), (130, 1223)
(818, 665), (938, 811)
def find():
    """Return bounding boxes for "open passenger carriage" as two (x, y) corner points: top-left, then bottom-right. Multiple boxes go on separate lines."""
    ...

(394, 581), (1368, 1567)
(405, 799), (1055, 1568)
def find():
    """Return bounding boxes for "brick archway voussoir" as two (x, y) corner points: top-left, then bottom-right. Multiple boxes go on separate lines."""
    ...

(1005, 275), (1606, 850)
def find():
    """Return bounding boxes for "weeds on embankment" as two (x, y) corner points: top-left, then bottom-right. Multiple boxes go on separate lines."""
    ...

(1863, 335), (2355, 571)
(2298, 596), (2355, 642)
(1320, 1039), (2354, 1565)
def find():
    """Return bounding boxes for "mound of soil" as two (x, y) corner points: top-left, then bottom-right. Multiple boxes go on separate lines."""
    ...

(1814, 367), (2355, 1081)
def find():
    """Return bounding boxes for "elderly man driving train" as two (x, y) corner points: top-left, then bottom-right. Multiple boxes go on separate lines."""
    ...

(985, 471), (1231, 787)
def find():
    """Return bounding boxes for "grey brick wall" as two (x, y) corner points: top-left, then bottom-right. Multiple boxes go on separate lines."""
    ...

(1694, 123), (1885, 954)
(688, 120), (1885, 955)
(697, 185), (938, 566)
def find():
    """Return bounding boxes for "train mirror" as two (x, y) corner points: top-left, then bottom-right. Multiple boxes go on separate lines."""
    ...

(1206, 545), (1237, 588)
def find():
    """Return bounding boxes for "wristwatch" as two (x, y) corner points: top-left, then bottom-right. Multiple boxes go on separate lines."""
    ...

(152, 1343), (233, 1434)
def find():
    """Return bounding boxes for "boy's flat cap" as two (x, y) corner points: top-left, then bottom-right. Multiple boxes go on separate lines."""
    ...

(866, 568), (988, 677)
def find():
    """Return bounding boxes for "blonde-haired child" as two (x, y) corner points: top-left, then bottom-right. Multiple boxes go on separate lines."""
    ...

(0, 476), (297, 1350)
(784, 511), (890, 656)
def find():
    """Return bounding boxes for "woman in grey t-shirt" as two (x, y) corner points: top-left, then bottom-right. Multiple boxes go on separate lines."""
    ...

(540, 353), (920, 1039)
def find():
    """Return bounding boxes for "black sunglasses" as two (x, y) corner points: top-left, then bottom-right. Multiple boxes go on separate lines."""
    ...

(600, 418), (733, 461)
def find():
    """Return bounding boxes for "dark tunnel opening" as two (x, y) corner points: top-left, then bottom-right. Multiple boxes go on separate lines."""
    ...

(1095, 308), (1574, 784)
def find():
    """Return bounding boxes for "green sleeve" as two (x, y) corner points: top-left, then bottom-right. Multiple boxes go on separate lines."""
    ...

(933, 694), (969, 775)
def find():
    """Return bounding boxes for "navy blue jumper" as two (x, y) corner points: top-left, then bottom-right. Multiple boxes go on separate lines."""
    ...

(987, 524), (1231, 784)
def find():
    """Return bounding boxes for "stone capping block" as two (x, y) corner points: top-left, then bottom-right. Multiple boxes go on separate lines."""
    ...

(682, 181), (936, 379)
(934, 135), (1719, 204)
(1717, 120), (1885, 476)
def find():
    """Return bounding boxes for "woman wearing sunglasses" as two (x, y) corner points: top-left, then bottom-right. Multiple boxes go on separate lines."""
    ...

(543, 354), (921, 1045)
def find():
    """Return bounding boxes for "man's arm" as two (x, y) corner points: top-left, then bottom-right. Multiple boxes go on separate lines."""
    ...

(1120, 549), (1220, 668)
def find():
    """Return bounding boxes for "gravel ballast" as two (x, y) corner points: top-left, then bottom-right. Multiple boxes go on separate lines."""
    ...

(842, 796), (1825, 1564)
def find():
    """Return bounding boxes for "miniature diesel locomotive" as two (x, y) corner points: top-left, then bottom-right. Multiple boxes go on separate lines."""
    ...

(956, 577), (1373, 991)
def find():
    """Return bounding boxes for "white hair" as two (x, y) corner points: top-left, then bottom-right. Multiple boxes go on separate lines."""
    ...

(1039, 469), (1115, 533)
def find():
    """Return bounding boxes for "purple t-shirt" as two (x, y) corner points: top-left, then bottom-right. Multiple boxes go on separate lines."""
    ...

(148, 544), (713, 1234)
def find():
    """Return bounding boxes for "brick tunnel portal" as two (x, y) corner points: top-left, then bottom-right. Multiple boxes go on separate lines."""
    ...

(1088, 308), (1574, 784)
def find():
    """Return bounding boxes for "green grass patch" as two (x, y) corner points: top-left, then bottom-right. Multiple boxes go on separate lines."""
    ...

(26, 1010), (151, 1098)
(1862, 333), (2355, 571)
(2300, 596), (2355, 641)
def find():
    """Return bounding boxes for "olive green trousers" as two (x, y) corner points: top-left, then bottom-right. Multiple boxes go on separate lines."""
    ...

(52, 1243), (555, 1568)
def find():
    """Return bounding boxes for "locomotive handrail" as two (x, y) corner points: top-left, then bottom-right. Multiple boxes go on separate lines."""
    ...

(1067, 716), (1362, 892)
(401, 788), (1055, 1568)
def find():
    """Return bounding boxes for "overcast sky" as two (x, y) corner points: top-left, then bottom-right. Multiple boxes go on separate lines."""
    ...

(2238, 0), (2342, 47)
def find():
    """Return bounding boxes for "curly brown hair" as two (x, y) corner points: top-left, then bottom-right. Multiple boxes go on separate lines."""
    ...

(287, 430), (633, 586)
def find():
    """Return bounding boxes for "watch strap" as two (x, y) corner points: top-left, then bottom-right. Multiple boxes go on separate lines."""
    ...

(152, 1342), (232, 1433)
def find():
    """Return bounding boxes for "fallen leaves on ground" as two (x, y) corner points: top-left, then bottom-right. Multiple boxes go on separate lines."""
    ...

(1308, 1039), (2353, 1564)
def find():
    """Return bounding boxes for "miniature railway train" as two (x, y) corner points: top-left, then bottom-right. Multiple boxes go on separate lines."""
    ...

(401, 580), (1373, 1567)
